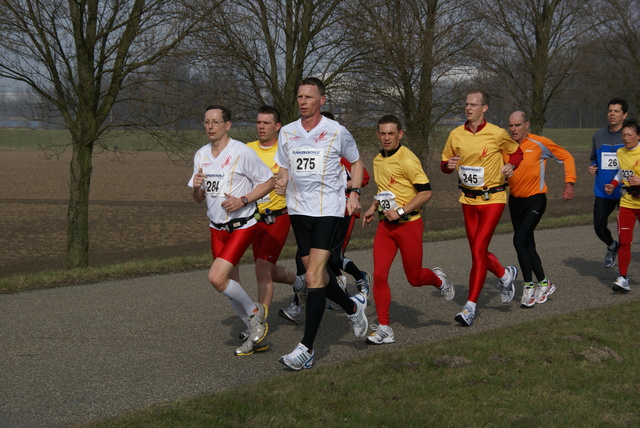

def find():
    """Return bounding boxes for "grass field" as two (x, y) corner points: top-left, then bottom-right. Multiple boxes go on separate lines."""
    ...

(79, 299), (640, 427)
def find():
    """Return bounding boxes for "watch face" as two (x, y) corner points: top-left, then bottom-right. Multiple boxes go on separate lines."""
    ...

(241, 197), (249, 205)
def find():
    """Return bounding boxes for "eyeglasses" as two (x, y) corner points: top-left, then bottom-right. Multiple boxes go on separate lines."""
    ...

(464, 103), (485, 108)
(204, 120), (227, 128)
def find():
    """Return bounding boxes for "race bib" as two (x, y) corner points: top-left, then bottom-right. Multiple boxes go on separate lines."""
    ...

(204, 172), (228, 196)
(601, 152), (618, 170)
(291, 149), (323, 175)
(256, 193), (271, 204)
(622, 169), (634, 182)
(458, 165), (485, 187)
(374, 190), (398, 211)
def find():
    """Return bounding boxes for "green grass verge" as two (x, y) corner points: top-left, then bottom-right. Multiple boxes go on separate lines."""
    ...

(0, 214), (591, 294)
(78, 298), (640, 427)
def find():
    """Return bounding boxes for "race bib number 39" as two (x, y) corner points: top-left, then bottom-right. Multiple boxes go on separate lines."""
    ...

(601, 152), (618, 170)
(458, 165), (485, 187)
(375, 190), (398, 211)
(291, 149), (323, 175)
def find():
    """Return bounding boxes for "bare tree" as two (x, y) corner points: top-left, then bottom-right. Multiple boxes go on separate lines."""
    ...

(344, 0), (476, 159)
(195, 0), (363, 124)
(474, 0), (595, 133)
(595, 0), (640, 118)
(0, 0), (217, 269)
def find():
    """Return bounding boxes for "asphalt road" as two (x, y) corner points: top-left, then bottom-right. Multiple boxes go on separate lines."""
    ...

(1, 224), (639, 427)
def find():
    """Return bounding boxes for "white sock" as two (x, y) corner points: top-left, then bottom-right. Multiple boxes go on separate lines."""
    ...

(342, 257), (352, 270)
(222, 279), (256, 317)
(500, 269), (509, 282)
(466, 301), (477, 311)
(230, 300), (251, 328)
(292, 275), (304, 292)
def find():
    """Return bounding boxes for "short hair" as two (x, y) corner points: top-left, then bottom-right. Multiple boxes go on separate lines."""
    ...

(377, 114), (403, 132)
(321, 111), (335, 120)
(468, 89), (490, 106)
(622, 118), (640, 135)
(298, 77), (326, 96)
(608, 97), (628, 114)
(258, 105), (281, 124)
(205, 104), (231, 122)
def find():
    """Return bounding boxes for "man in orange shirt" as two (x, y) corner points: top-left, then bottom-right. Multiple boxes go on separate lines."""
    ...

(506, 111), (576, 307)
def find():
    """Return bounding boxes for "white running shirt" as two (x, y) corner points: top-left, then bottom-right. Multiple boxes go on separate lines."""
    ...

(189, 139), (273, 227)
(274, 117), (360, 217)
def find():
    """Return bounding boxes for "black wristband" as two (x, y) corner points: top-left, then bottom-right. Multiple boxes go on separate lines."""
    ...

(349, 188), (361, 195)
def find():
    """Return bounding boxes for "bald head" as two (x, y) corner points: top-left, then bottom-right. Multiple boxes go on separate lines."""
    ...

(508, 111), (530, 143)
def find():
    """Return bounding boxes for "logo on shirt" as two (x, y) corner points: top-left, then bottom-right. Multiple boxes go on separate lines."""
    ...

(221, 155), (232, 168)
(290, 136), (301, 141)
(315, 131), (327, 143)
(389, 175), (396, 187)
(480, 147), (489, 159)
(201, 162), (212, 168)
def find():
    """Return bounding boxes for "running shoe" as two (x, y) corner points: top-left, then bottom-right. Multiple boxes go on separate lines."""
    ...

(612, 276), (630, 292)
(278, 301), (302, 324)
(604, 241), (619, 269)
(433, 267), (455, 301)
(348, 292), (369, 338)
(239, 328), (250, 341)
(366, 324), (395, 345)
(248, 302), (268, 344)
(497, 265), (518, 303)
(455, 304), (475, 326)
(296, 282), (308, 308)
(535, 280), (556, 304)
(235, 336), (269, 356)
(337, 275), (348, 292)
(356, 271), (371, 299)
(279, 343), (314, 370)
(520, 283), (536, 308)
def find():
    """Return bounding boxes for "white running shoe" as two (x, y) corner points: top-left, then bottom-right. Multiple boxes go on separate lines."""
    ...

(239, 328), (250, 341)
(520, 284), (535, 308)
(612, 276), (630, 292)
(348, 292), (369, 338)
(355, 271), (371, 299)
(235, 336), (269, 356)
(455, 305), (475, 326)
(498, 265), (518, 303)
(278, 301), (302, 324)
(279, 343), (314, 370)
(433, 267), (455, 301)
(535, 280), (556, 303)
(248, 302), (268, 344)
(296, 282), (308, 308)
(337, 275), (347, 292)
(366, 324), (395, 345)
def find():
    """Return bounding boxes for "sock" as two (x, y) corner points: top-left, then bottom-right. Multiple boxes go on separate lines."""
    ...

(608, 241), (618, 250)
(230, 300), (251, 328)
(301, 288), (326, 351)
(325, 271), (356, 314)
(343, 258), (364, 280)
(221, 279), (256, 317)
(465, 301), (477, 311)
(523, 282), (534, 288)
(538, 278), (548, 286)
(500, 270), (509, 282)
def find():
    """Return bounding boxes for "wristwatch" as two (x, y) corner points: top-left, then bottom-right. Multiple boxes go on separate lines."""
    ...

(396, 207), (406, 217)
(241, 196), (249, 206)
(350, 188), (361, 195)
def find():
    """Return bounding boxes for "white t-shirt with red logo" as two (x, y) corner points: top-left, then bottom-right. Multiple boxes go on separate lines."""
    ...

(275, 117), (360, 217)
(189, 139), (273, 227)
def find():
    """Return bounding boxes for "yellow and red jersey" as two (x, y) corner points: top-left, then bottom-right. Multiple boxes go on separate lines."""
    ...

(247, 140), (286, 213)
(615, 145), (640, 209)
(506, 133), (576, 198)
(373, 145), (429, 221)
(442, 122), (520, 205)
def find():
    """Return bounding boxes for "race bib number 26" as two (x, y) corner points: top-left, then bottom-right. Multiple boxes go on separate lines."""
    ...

(601, 152), (618, 170)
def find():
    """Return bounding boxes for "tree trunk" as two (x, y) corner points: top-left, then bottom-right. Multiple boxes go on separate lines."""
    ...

(66, 137), (94, 269)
